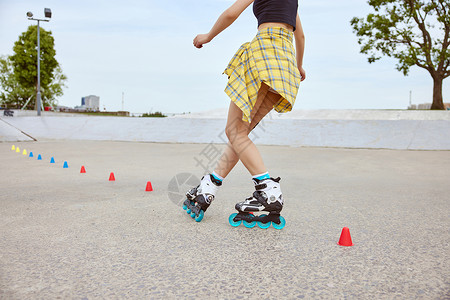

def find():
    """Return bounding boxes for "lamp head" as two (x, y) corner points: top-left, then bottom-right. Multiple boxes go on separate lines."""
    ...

(44, 8), (51, 18)
(26, 11), (33, 18)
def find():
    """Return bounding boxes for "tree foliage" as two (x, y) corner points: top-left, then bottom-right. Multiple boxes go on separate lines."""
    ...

(140, 111), (167, 117)
(0, 25), (67, 109)
(0, 55), (33, 106)
(351, 0), (449, 109)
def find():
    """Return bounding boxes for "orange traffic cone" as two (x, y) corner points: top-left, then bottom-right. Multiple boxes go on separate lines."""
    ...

(109, 172), (115, 181)
(80, 166), (86, 173)
(145, 181), (153, 191)
(337, 227), (354, 246)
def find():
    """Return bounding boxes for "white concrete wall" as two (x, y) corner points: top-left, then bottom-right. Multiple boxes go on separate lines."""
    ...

(1, 110), (449, 150)
(0, 119), (34, 142)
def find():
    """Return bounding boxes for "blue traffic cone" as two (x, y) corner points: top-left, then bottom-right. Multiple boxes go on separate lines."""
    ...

(50, 157), (55, 163)
(63, 161), (68, 168)
(29, 152), (34, 158)
(37, 154), (42, 160)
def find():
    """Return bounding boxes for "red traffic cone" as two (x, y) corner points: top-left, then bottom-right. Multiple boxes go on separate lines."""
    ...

(145, 181), (153, 191)
(337, 227), (354, 246)
(80, 166), (86, 173)
(109, 172), (115, 181)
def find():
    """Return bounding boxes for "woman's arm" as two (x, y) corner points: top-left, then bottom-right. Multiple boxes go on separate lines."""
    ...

(193, 0), (254, 48)
(294, 13), (306, 81)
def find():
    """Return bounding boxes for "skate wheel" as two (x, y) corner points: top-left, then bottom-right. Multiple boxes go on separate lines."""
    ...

(257, 214), (271, 229)
(272, 216), (286, 230)
(228, 213), (241, 227)
(243, 220), (256, 228)
(257, 221), (271, 229)
(186, 208), (191, 214)
(182, 204), (187, 210)
(190, 212), (196, 218)
(194, 210), (204, 222)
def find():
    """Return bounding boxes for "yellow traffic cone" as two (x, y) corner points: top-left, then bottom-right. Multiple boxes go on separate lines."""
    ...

(16, 147), (20, 153)
(23, 149), (27, 156)
(11, 145), (15, 151)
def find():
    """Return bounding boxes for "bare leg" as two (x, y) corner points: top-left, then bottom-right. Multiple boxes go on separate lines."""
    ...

(217, 102), (265, 176)
(214, 83), (282, 177)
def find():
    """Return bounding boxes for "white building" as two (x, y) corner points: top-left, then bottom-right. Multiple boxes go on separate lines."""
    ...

(81, 95), (100, 111)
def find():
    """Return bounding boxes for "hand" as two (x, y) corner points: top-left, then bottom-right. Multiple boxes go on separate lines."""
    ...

(193, 33), (212, 49)
(298, 66), (306, 81)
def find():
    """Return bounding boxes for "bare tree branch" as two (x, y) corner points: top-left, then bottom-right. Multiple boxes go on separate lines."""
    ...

(406, 0), (436, 73)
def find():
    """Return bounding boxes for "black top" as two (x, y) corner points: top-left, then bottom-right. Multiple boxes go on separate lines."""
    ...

(253, 0), (298, 31)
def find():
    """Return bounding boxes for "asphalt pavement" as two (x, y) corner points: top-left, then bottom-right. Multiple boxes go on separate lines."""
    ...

(0, 140), (449, 299)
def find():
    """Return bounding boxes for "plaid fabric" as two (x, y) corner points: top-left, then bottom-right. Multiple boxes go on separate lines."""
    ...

(224, 27), (301, 123)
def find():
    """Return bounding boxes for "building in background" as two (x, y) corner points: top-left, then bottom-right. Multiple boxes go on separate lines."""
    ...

(81, 95), (100, 111)
(408, 103), (450, 110)
(57, 95), (132, 115)
(408, 103), (432, 109)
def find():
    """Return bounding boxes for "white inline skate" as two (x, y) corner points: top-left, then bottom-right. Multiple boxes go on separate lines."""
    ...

(182, 174), (221, 222)
(229, 177), (286, 229)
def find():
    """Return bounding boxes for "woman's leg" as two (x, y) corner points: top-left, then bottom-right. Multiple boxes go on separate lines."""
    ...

(214, 83), (281, 177)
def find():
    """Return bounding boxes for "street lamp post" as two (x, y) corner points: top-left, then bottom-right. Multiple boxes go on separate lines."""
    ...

(27, 8), (52, 116)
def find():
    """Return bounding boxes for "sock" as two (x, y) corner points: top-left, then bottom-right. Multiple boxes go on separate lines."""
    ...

(253, 172), (270, 181)
(211, 171), (224, 185)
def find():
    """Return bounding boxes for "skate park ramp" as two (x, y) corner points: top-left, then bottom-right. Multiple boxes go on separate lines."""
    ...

(0, 118), (35, 142)
(1, 109), (450, 150)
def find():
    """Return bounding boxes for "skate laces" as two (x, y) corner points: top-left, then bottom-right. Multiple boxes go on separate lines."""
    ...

(253, 177), (281, 191)
(253, 177), (282, 205)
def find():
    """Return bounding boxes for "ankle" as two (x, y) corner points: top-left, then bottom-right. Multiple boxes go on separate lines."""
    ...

(252, 172), (270, 181)
(211, 171), (224, 186)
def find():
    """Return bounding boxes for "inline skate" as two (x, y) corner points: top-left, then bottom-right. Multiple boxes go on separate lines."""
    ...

(228, 177), (286, 229)
(182, 174), (221, 222)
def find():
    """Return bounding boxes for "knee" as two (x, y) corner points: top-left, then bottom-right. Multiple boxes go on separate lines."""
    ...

(225, 124), (248, 143)
(225, 125), (235, 142)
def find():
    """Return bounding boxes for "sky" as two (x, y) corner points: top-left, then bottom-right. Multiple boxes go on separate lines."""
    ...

(0, 0), (448, 114)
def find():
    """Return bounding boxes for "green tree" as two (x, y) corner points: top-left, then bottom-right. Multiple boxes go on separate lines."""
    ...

(0, 55), (34, 108)
(351, 0), (449, 110)
(0, 25), (67, 109)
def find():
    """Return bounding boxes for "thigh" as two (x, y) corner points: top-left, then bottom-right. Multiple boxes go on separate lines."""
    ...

(249, 82), (270, 121)
(249, 87), (281, 131)
(226, 82), (280, 136)
(226, 101), (250, 140)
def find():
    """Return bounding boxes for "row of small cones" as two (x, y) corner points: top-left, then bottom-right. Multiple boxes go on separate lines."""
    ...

(12, 145), (67, 166)
(11, 145), (353, 244)
(11, 144), (154, 192)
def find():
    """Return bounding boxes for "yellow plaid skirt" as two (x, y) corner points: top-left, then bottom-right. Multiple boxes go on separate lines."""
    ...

(224, 27), (301, 123)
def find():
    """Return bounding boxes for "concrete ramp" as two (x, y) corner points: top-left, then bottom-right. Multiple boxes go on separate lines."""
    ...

(2, 114), (449, 150)
(0, 118), (35, 142)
